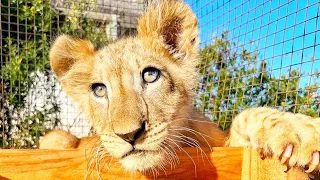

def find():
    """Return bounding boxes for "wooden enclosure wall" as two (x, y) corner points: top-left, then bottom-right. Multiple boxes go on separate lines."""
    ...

(0, 147), (310, 180)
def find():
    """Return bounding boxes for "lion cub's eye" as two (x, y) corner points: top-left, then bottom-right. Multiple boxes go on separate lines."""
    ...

(142, 67), (160, 83)
(91, 83), (107, 98)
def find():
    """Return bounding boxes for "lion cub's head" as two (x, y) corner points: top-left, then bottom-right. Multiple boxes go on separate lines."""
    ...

(50, 0), (199, 171)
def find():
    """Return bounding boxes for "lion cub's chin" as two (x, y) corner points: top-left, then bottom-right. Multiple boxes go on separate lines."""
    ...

(120, 151), (163, 171)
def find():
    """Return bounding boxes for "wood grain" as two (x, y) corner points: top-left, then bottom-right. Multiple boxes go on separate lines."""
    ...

(241, 148), (309, 180)
(0, 147), (308, 180)
(0, 147), (242, 180)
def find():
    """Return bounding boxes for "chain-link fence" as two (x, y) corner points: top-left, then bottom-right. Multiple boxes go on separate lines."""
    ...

(189, 0), (320, 130)
(1, 0), (319, 148)
(0, 0), (147, 148)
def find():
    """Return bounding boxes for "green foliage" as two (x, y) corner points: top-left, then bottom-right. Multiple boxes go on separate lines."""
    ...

(0, 0), (109, 148)
(196, 31), (320, 130)
(59, 0), (109, 47)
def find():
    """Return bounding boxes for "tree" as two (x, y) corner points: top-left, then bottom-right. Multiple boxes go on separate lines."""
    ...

(196, 31), (320, 130)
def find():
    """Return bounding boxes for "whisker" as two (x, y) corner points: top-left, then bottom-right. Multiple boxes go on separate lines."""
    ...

(169, 126), (213, 149)
(150, 165), (156, 180)
(146, 157), (159, 179)
(85, 144), (103, 180)
(159, 146), (175, 169)
(169, 134), (206, 163)
(171, 133), (212, 165)
(159, 144), (178, 169)
(169, 134), (206, 162)
(97, 150), (111, 179)
(169, 118), (217, 125)
(167, 138), (197, 177)
(161, 140), (180, 165)
(96, 148), (103, 180)
(157, 159), (168, 177)
(169, 134), (199, 148)
(173, 132), (211, 165)
(165, 141), (181, 164)
(170, 125), (215, 141)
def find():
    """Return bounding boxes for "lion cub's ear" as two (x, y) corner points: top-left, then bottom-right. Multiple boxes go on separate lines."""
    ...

(137, 0), (199, 60)
(49, 35), (95, 105)
(49, 35), (95, 80)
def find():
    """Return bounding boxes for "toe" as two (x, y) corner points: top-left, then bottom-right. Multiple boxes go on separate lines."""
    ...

(281, 144), (293, 164)
(305, 151), (319, 173)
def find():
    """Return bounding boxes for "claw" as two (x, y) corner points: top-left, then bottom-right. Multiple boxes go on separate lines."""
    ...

(305, 151), (319, 173)
(258, 148), (266, 160)
(281, 157), (289, 164)
(281, 144), (293, 164)
(284, 165), (292, 173)
(305, 164), (317, 173)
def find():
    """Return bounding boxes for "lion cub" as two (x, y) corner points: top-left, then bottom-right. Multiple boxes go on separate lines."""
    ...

(43, 0), (320, 176)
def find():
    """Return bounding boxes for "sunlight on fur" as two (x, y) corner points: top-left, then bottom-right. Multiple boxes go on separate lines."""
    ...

(41, 0), (320, 179)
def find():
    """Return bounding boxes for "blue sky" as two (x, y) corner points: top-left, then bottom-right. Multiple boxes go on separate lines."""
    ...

(185, 0), (320, 88)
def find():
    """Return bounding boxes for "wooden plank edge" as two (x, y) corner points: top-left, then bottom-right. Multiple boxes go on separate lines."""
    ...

(0, 147), (243, 180)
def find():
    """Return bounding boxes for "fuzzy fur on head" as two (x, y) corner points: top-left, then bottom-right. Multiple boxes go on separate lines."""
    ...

(50, 0), (199, 172)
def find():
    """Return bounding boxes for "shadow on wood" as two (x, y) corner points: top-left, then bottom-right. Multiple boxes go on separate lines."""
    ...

(0, 147), (309, 180)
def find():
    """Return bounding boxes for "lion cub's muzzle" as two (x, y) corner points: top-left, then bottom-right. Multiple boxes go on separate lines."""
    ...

(115, 121), (146, 145)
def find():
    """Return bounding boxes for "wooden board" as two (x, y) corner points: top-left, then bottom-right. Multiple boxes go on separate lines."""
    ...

(0, 147), (310, 180)
(241, 148), (309, 180)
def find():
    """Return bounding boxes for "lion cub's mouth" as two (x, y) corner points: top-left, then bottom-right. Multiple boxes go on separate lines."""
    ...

(121, 149), (156, 159)
(119, 148), (163, 171)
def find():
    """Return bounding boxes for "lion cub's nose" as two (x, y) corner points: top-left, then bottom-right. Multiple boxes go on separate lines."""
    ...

(116, 121), (146, 145)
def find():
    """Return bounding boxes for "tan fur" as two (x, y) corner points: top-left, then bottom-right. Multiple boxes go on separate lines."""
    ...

(227, 107), (320, 169)
(41, 0), (320, 176)
(39, 130), (99, 150)
(39, 130), (79, 149)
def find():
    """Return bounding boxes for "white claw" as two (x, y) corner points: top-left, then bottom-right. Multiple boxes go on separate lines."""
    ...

(281, 144), (293, 164)
(305, 151), (319, 173)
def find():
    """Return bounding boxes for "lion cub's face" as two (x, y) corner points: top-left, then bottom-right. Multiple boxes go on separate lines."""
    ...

(50, 1), (199, 171)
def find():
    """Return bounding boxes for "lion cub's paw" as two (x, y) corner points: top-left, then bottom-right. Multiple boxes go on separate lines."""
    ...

(255, 115), (320, 173)
(228, 108), (320, 173)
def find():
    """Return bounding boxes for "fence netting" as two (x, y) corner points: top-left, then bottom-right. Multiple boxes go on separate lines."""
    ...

(1, 0), (319, 148)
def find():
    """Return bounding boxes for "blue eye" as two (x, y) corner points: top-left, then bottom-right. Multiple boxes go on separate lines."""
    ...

(142, 67), (160, 83)
(91, 83), (107, 97)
